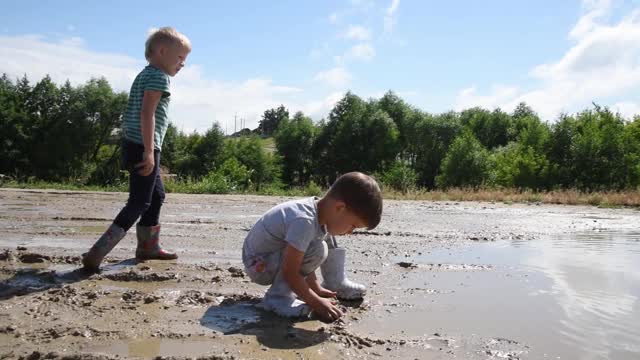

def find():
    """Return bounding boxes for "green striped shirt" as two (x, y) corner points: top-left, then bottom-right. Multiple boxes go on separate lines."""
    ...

(122, 65), (171, 150)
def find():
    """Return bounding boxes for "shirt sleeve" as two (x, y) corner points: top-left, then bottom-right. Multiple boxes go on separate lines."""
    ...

(285, 218), (317, 253)
(144, 71), (170, 96)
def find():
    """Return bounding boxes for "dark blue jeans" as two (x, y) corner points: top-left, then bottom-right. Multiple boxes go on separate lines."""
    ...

(113, 140), (165, 231)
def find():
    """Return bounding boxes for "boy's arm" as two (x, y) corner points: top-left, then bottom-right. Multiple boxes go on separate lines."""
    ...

(137, 90), (162, 176)
(305, 272), (337, 298)
(282, 245), (342, 321)
(281, 245), (319, 305)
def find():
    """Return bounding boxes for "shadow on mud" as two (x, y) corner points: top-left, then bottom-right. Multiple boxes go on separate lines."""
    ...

(0, 258), (140, 300)
(200, 300), (331, 350)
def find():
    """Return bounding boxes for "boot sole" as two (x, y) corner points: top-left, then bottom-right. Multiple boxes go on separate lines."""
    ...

(136, 255), (178, 261)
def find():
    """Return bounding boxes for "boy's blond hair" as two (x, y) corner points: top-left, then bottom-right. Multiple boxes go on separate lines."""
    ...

(145, 27), (191, 60)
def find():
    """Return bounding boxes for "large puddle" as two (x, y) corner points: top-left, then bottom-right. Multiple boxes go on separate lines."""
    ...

(358, 230), (640, 359)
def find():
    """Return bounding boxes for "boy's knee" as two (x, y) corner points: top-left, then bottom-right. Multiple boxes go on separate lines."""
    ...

(127, 198), (152, 215)
(246, 269), (273, 286)
(309, 240), (329, 260)
(300, 241), (328, 276)
(156, 189), (166, 204)
(244, 251), (280, 286)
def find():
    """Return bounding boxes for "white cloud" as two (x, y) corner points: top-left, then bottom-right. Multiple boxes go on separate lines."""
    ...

(455, 3), (640, 121)
(0, 34), (140, 90)
(0, 34), (340, 133)
(384, 0), (401, 34)
(335, 43), (376, 65)
(613, 101), (640, 119)
(300, 91), (346, 119)
(313, 67), (352, 88)
(170, 65), (303, 132)
(570, 0), (611, 39)
(345, 43), (376, 62)
(455, 85), (520, 111)
(345, 25), (371, 41)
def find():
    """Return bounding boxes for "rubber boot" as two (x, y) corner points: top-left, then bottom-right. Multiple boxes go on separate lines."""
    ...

(259, 270), (311, 318)
(321, 247), (366, 300)
(135, 224), (177, 260)
(82, 223), (126, 273)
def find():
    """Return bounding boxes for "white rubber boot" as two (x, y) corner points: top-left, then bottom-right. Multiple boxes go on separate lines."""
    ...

(321, 247), (366, 300)
(259, 271), (311, 318)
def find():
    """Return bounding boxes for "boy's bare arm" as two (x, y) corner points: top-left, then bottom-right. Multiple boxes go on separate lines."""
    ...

(281, 245), (319, 304)
(306, 272), (337, 298)
(137, 90), (162, 176)
(282, 245), (342, 321)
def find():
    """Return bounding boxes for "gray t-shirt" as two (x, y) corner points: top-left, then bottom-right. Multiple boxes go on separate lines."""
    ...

(242, 197), (327, 262)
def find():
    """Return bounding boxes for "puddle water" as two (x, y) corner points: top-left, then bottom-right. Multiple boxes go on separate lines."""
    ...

(200, 302), (263, 334)
(88, 304), (332, 359)
(86, 338), (217, 358)
(72, 225), (107, 233)
(0, 265), (91, 299)
(361, 230), (640, 359)
(0, 236), (89, 250)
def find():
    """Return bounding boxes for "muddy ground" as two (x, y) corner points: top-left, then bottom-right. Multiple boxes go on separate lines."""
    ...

(0, 189), (638, 360)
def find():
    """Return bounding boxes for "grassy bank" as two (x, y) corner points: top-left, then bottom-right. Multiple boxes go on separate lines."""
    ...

(382, 188), (640, 207)
(2, 180), (639, 207)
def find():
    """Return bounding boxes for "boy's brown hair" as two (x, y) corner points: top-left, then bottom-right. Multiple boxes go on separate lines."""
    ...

(326, 172), (382, 230)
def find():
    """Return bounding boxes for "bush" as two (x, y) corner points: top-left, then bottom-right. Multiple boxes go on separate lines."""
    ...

(436, 130), (490, 188)
(490, 144), (550, 190)
(379, 161), (417, 194)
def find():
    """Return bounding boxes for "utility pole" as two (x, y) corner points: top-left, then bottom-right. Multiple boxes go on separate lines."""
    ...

(234, 113), (237, 134)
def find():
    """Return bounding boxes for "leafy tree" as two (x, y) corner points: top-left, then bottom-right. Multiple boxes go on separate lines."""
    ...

(436, 130), (490, 188)
(274, 111), (316, 186)
(258, 105), (289, 136)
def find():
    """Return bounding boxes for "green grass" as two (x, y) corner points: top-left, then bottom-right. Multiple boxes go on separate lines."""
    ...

(0, 180), (127, 192)
(260, 137), (276, 154)
(2, 180), (638, 207)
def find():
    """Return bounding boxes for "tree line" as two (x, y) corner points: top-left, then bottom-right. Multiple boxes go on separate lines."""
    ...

(1, 74), (639, 193)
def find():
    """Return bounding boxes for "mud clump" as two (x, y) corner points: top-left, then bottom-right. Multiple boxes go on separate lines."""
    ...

(50, 255), (82, 265)
(352, 230), (427, 238)
(218, 292), (261, 306)
(227, 266), (245, 278)
(0, 325), (17, 333)
(397, 261), (418, 269)
(426, 263), (492, 271)
(121, 290), (144, 303)
(18, 253), (51, 263)
(144, 294), (161, 304)
(483, 337), (528, 359)
(120, 290), (161, 304)
(17, 351), (116, 360)
(469, 236), (494, 242)
(152, 356), (233, 360)
(0, 249), (15, 261)
(101, 270), (178, 282)
(176, 290), (217, 306)
(330, 325), (387, 349)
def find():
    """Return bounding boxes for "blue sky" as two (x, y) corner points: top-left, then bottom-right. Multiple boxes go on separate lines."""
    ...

(1, 0), (639, 132)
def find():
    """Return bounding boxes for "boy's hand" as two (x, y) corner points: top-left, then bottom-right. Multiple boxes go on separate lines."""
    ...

(136, 151), (155, 176)
(306, 272), (337, 298)
(311, 297), (343, 323)
(313, 286), (337, 299)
